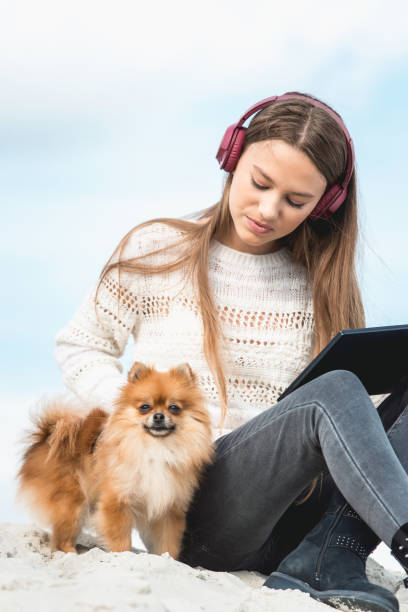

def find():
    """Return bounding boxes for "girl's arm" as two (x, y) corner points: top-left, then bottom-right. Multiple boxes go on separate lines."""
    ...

(54, 266), (139, 412)
(55, 222), (185, 411)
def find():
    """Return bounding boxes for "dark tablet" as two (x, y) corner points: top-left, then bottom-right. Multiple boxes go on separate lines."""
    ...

(278, 324), (408, 401)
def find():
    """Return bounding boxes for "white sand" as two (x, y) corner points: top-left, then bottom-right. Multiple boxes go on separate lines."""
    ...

(1, 523), (408, 612)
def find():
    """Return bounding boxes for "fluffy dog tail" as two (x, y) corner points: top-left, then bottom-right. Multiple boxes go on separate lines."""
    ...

(18, 398), (108, 465)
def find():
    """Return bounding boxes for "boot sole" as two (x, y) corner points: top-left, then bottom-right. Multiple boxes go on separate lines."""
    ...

(264, 572), (398, 612)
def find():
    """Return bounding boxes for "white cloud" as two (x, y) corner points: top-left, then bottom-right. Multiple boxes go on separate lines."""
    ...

(1, 0), (407, 115)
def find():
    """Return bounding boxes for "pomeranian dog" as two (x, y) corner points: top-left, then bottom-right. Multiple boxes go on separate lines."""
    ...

(16, 361), (215, 559)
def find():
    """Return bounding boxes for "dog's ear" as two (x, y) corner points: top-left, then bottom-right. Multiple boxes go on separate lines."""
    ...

(127, 361), (151, 383)
(169, 363), (197, 384)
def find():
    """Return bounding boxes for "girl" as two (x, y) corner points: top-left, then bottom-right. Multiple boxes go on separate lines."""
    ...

(56, 92), (408, 612)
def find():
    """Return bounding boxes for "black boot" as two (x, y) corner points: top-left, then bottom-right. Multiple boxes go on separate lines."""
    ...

(264, 488), (399, 612)
(391, 523), (408, 575)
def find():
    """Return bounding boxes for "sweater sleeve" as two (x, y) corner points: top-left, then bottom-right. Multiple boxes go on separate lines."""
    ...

(55, 222), (186, 411)
(54, 264), (140, 411)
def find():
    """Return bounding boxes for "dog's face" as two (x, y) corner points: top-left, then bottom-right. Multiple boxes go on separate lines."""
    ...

(115, 362), (207, 438)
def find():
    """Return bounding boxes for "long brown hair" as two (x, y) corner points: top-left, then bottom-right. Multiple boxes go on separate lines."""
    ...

(96, 92), (365, 501)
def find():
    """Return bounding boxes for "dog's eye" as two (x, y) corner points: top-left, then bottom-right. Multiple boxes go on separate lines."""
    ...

(168, 404), (180, 414)
(139, 404), (151, 413)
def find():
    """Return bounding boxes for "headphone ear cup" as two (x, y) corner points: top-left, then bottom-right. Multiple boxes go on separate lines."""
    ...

(216, 126), (247, 172)
(309, 184), (347, 221)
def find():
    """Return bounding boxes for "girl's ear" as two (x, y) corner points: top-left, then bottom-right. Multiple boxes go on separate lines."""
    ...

(127, 361), (152, 383)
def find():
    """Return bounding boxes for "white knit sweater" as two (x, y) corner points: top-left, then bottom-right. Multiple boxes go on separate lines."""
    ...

(55, 222), (316, 440)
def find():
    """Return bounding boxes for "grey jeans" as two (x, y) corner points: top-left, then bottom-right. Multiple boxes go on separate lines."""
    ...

(178, 370), (408, 573)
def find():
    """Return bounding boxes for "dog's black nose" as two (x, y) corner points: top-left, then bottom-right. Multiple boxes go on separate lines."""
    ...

(153, 412), (165, 423)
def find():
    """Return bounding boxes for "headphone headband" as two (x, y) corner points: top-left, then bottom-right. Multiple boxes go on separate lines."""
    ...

(215, 94), (355, 220)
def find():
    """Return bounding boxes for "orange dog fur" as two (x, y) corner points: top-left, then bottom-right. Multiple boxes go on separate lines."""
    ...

(16, 361), (215, 558)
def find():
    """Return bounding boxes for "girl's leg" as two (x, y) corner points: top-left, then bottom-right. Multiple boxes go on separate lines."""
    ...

(178, 370), (408, 572)
(259, 373), (408, 573)
(262, 375), (408, 612)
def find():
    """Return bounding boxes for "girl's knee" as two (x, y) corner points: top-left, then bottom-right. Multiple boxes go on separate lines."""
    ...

(310, 370), (370, 416)
(307, 370), (372, 435)
(317, 369), (365, 394)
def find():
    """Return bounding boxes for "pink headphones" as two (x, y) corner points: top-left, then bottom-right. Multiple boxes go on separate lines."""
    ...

(215, 94), (355, 221)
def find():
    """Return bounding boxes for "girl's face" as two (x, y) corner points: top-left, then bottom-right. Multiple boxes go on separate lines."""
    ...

(220, 139), (327, 255)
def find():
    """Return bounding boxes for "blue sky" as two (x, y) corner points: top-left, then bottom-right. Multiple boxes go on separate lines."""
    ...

(1, 0), (408, 524)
